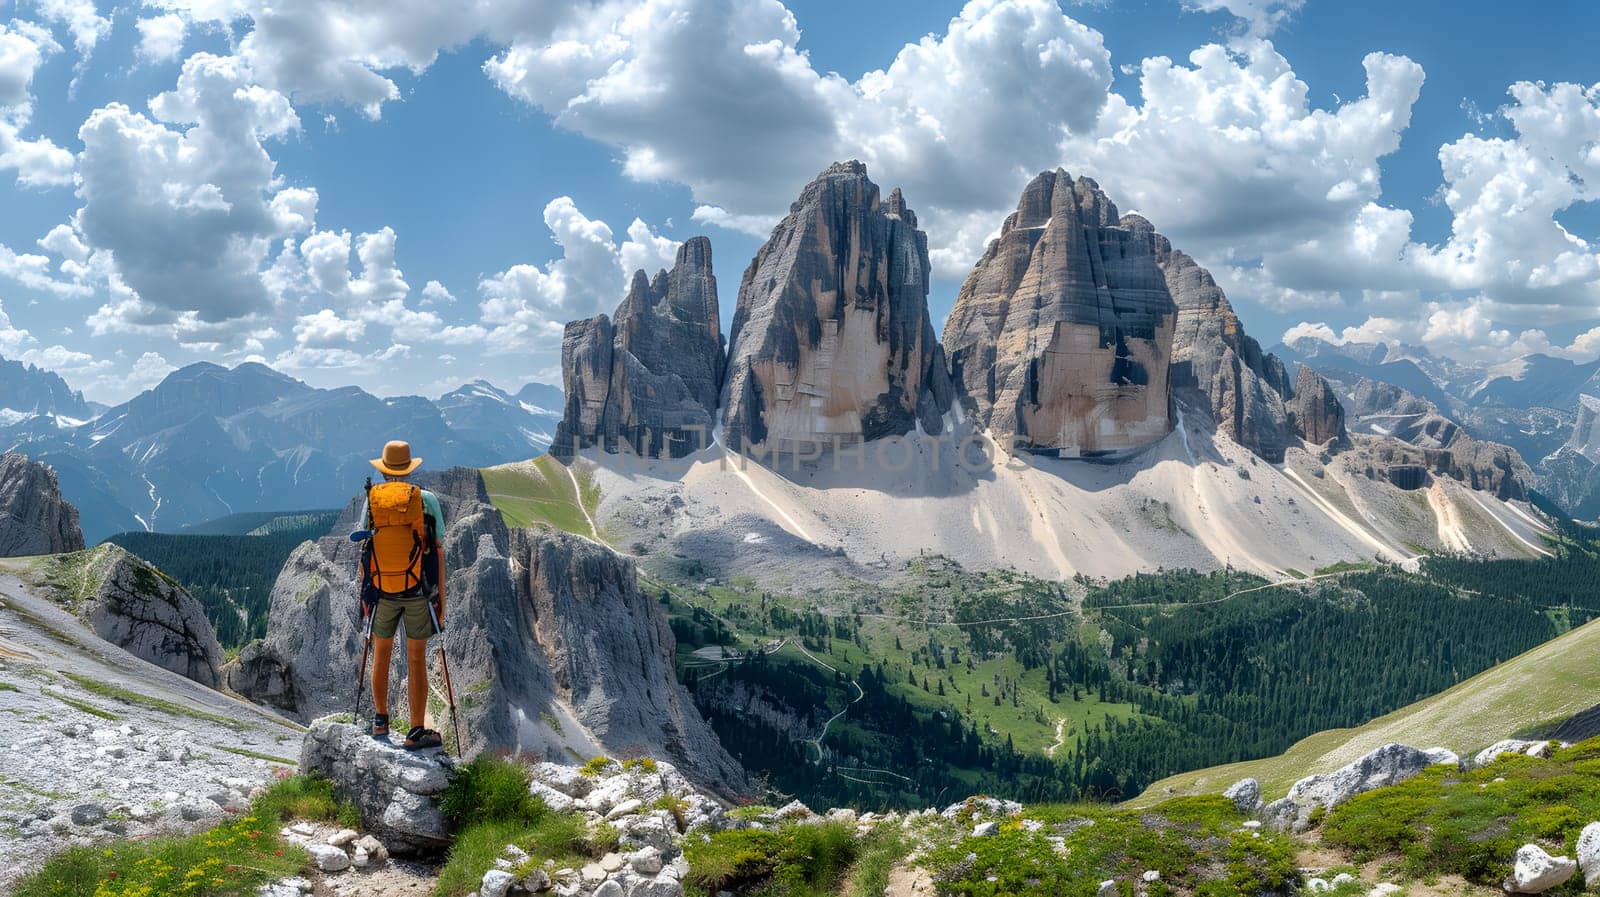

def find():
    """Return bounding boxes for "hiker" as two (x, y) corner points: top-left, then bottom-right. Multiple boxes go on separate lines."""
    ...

(360, 440), (447, 750)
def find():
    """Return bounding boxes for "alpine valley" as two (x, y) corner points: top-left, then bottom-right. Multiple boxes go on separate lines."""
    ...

(8, 162), (1600, 897)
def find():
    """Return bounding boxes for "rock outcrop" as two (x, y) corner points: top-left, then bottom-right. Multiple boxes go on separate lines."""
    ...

(553, 237), (726, 460)
(1338, 376), (1533, 501)
(942, 170), (1175, 457)
(0, 452), (83, 556)
(720, 161), (951, 453)
(1158, 240), (1295, 461)
(300, 721), (454, 855)
(229, 468), (747, 797)
(45, 544), (224, 687)
(1262, 742), (1457, 831)
(1288, 366), (1347, 447)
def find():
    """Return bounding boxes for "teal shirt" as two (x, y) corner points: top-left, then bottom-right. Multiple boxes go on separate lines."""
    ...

(420, 489), (444, 545)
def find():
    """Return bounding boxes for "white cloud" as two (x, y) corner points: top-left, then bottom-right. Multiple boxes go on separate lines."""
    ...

(488, 0), (1112, 271)
(420, 279), (454, 305)
(0, 300), (34, 354)
(0, 20), (74, 188)
(1181, 0), (1304, 37)
(293, 307), (365, 345)
(135, 14), (188, 64)
(74, 53), (303, 327)
(125, 350), (176, 390)
(477, 196), (680, 354)
(30, 0), (111, 61)
(1060, 43), (1424, 262)
(149, 0), (585, 119)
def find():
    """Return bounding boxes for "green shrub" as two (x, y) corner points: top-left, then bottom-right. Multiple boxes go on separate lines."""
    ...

(15, 785), (311, 897)
(684, 822), (861, 896)
(254, 773), (358, 827)
(440, 755), (541, 828)
(1323, 742), (1600, 887)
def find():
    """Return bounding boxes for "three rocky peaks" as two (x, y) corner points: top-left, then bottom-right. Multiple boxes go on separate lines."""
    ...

(556, 161), (1345, 465)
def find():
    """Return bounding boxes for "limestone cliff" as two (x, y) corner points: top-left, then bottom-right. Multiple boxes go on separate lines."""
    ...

(942, 170), (1175, 457)
(1158, 240), (1295, 461)
(42, 543), (224, 688)
(720, 161), (951, 453)
(1288, 366), (1348, 447)
(228, 468), (747, 797)
(553, 237), (725, 460)
(0, 452), (83, 556)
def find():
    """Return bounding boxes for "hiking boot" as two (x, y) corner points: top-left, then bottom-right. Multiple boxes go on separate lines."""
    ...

(403, 726), (442, 751)
(371, 713), (390, 739)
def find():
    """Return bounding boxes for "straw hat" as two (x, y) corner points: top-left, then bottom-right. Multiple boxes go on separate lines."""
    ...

(371, 440), (423, 476)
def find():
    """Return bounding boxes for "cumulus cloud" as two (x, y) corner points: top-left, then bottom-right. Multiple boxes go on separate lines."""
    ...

(75, 53), (305, 327)
(149, 0), (586, 119)
(488, 0), (1113, 274)
(135, 13), (187, 64)
(293, 307), (366, 345)
(477, 197), (681, 353)
(0, 20), (75, 188)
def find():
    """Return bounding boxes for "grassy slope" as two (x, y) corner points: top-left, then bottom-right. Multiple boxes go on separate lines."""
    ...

(1129, 611), (1600, 807)
(481, 456), (602, 539)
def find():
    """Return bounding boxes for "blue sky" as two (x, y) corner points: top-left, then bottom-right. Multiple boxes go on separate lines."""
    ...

(0, 0), (1597, 404)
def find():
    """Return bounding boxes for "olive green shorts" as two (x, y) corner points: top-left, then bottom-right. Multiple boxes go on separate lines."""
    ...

(370, 596), (436, 640)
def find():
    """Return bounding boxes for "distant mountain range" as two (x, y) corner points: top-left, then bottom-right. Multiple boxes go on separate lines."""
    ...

(0, 359), (560, 541)
(1273, 336), (1600, 519)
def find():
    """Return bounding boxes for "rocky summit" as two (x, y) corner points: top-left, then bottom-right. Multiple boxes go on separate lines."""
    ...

(1287, 366), (1348, 447)
(553, 237), (726, 461)
(227, 467), (746, 797)
(942, 170), (1176, 457)
(719, 161), (952, 453)
(0, 452), (83, 556)
(1158, 236), (1296, 462)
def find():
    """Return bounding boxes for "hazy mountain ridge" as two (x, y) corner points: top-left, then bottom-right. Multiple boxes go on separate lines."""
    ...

(1277, 335), (1600, 519)
(0, 361), (561, 541)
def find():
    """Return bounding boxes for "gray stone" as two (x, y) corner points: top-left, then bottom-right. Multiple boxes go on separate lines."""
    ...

(307, 843), (350, 872)
(593, 882), (624, 897)
(69, 803), (106, 825)
(1472, 739), (1551, 768)
(1503, 843), (1575, 893)
(1577, 822), (1600, 886)
(944, 170), (1175, 458)
(1222, 777), (1260, 813)
(1286, 743), (1450, 820)
(299, 720), (452, 855)
(521, 868), (552, 892)
(720, 161), (951, 454)
(481, 868), (516, 897)
(553, 236), (726, 461)
(972, 821), (998, 837)
(0, 452), (83, 557)
(630, 846), (663, 875)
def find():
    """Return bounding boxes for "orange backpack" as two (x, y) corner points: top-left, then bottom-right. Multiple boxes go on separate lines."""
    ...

(362, 481), (426, 596)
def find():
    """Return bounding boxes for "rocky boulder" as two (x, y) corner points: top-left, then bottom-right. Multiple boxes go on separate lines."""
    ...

(1222, 777), (1261, 814)
(1503, 843), (1576, 894)
(553, 237), (726, 461)
(1263, 743), (1456, 831)
(0, 452), (83, 556)
(300, 720), (453, 855)
(229, 468), (747, 798)
(720, 161), (951, 454)
(44, 544), (224, 687)
(1470, 739), (1554, 767)
(1288, 366), (1348, 447)
(942, 170), (1175, 457)
(1158, 239), (1295, 461)
(1578, 821), (1600, 886)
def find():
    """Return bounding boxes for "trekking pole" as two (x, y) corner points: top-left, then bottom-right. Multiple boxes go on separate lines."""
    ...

(428, 601), (463, 756)
(352, 602), (374, 725)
